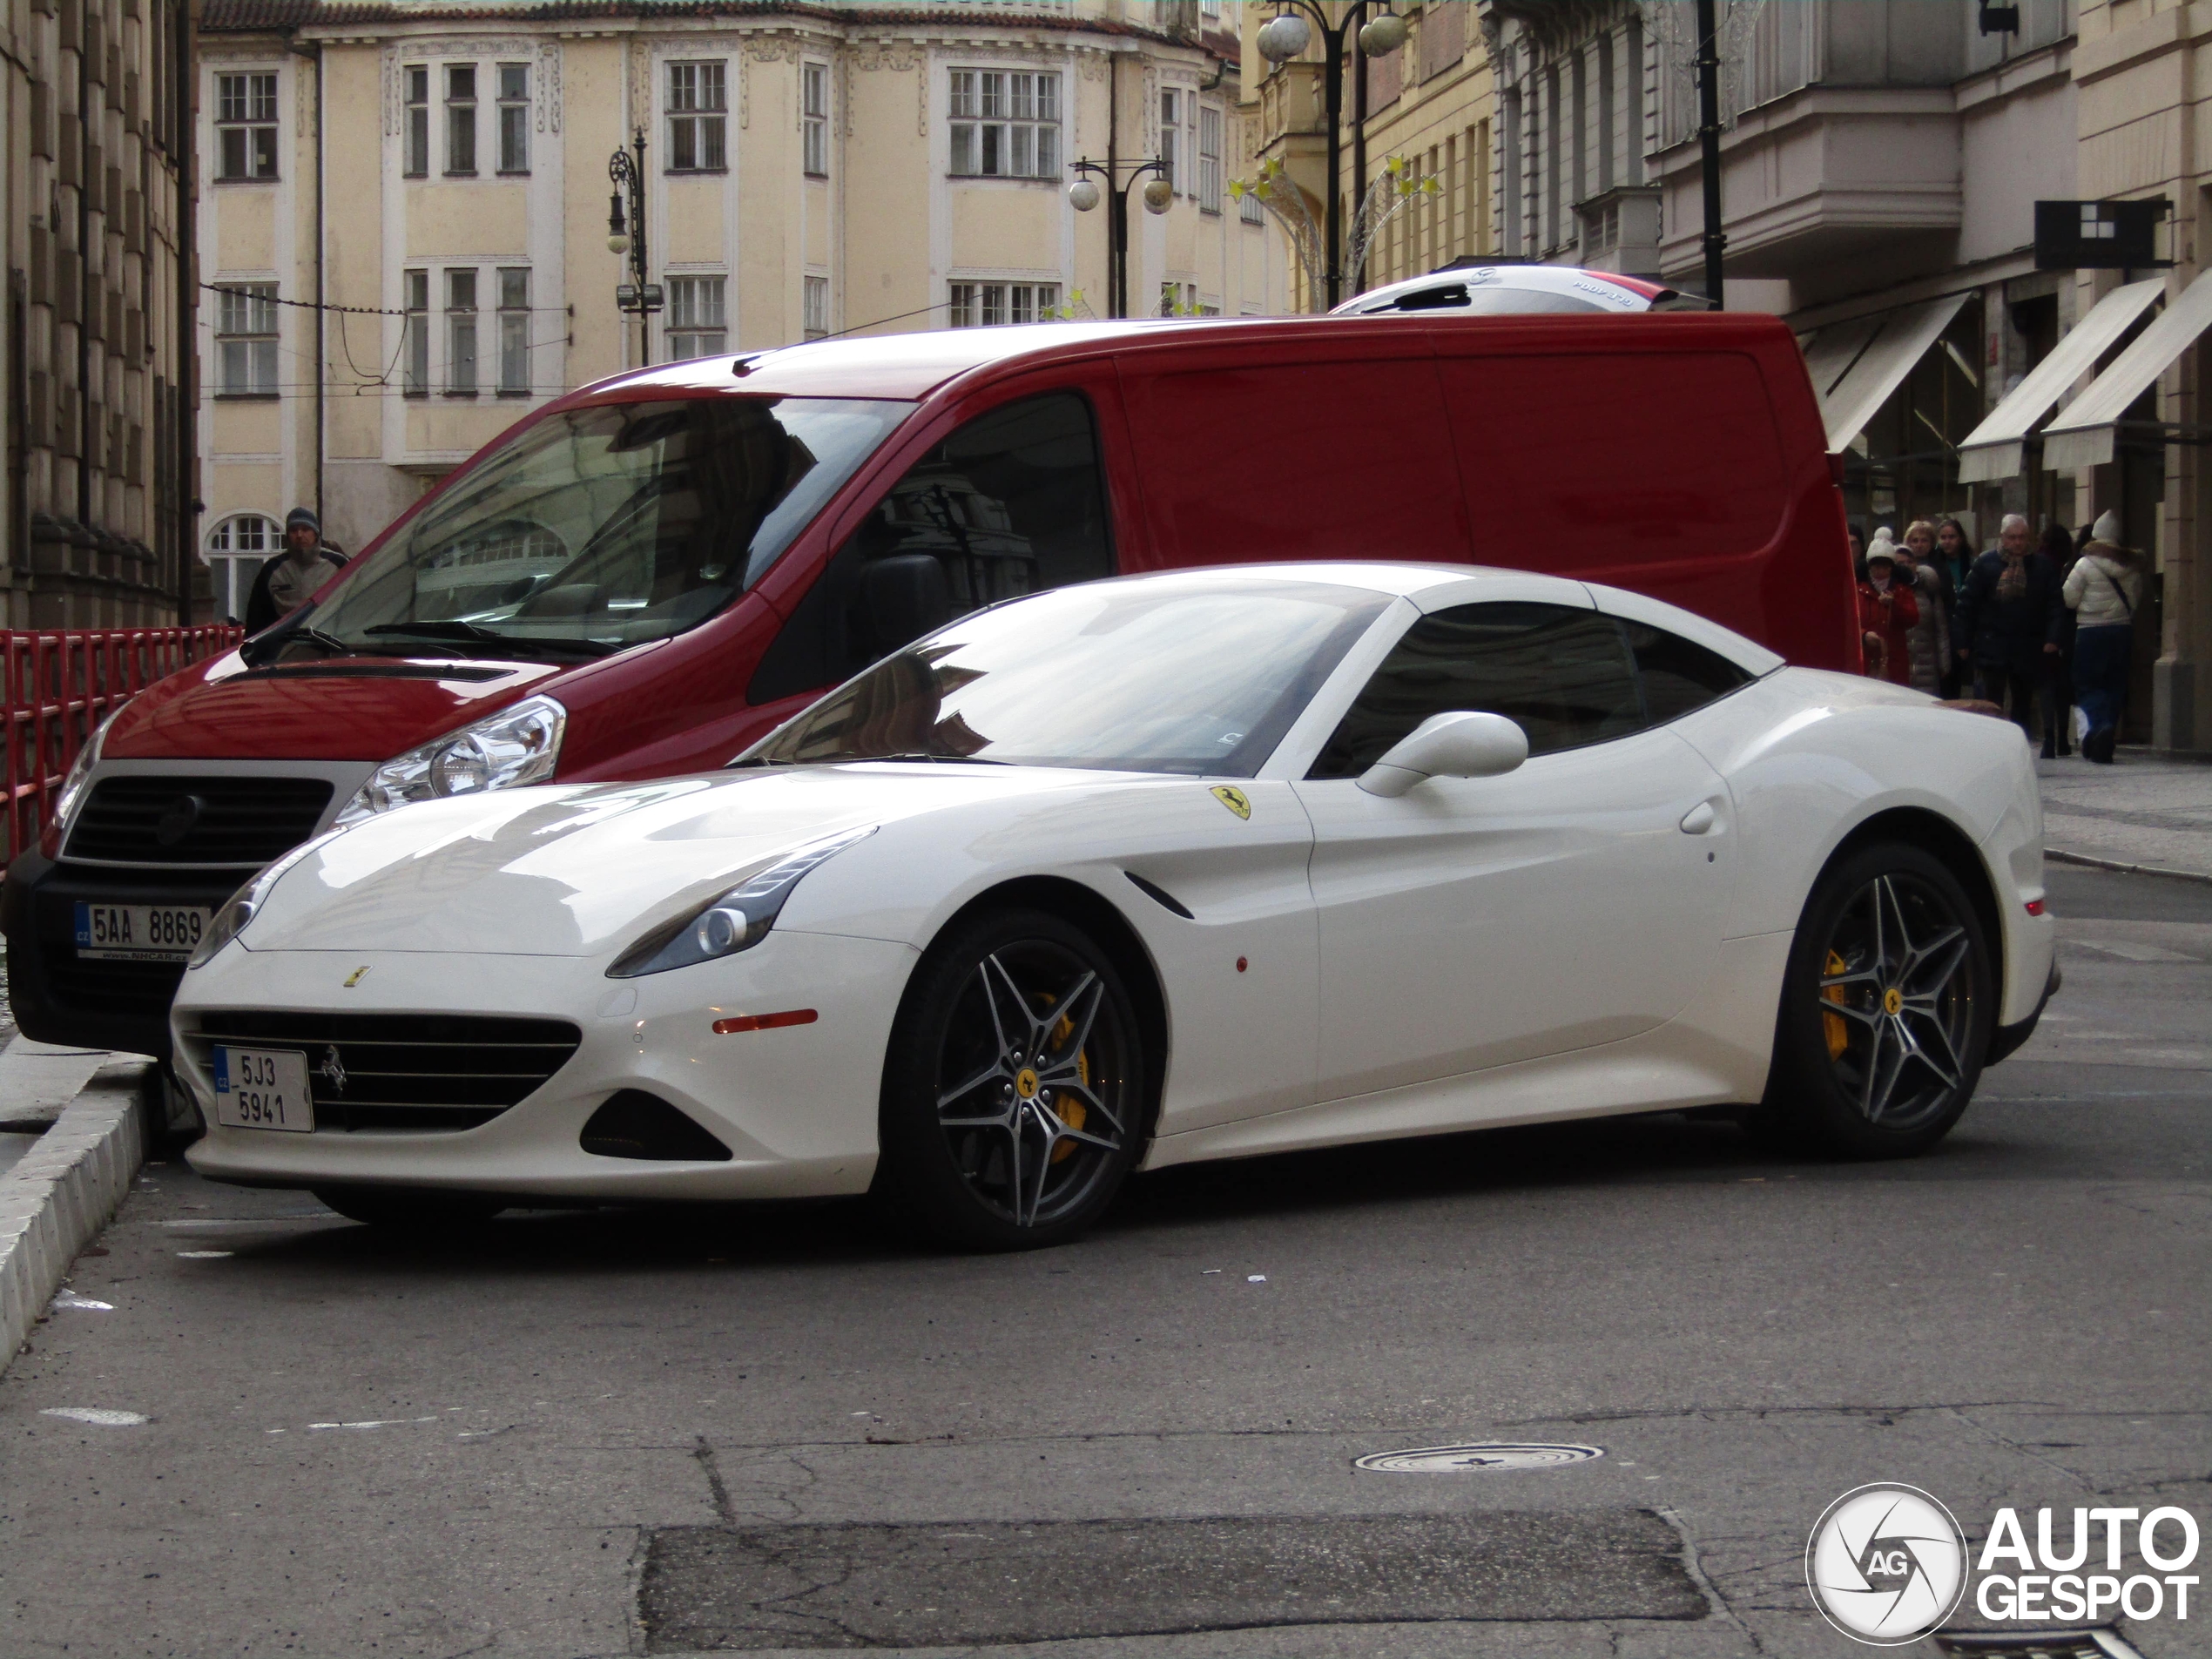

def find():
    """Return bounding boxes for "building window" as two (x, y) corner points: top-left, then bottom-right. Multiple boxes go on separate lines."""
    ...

(1159, 280), (1198, 317)
(803, 62), (828, 178)
(1158, 88), (1179, 192)
(215, 71), (278, 180)
(403, 65), (429, 176)
(1198, 104), (1223, 215)
(497, 63), (529, 173)
(498, 268), (530, 393)
(948, 281), (1059, 327)
(446, 267), (478, 394)
(666, 275), (727, 360)
(446, 64), (477, 175)
(803, 274), (829, 340)
(214, 282), (279, 395)
(403, 269), (428, 395)
(948, 70), (1060, 179)
(668, 63), (728, 172)
(206, 515), (280, 623)
(1240, 180), (1265, 226)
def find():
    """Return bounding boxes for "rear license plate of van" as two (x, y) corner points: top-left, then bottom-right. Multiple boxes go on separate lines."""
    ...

(211, 1046), (314, 1133)
(72, 901), (214, 961)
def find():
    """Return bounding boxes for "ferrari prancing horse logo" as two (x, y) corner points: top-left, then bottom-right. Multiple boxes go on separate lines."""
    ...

(1211, 786), (1251, 821)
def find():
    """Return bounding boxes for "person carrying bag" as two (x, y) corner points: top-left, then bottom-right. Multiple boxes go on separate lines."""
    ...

(2063, 509), (2147, 765)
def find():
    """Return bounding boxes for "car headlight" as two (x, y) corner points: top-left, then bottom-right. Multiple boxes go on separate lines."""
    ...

(53, 705), (127, 840)
(335, 694), (566, 825)
(606, 826), (875, 980)
(185, 831), (344, 970)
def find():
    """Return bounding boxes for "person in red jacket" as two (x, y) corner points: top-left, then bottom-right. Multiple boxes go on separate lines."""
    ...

(1857, 533), (1919, 685)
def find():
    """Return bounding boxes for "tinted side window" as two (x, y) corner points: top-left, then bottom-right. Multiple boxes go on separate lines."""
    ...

(750, 391), (1113, 703)
(1309, 602), (1642, 779)
(1624, 620), (1752, 724)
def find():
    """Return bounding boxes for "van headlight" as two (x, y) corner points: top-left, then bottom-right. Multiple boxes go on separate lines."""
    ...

(186, 831), (343, 969)
(335, 694), (566, 825)
(53, 705), (127, 840)
(606, 826), (875, 979)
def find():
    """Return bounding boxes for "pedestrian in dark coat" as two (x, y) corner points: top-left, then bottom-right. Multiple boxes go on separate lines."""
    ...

(1933, 517), (1973, 695)
(2039, 521), (2078, 758)
(1952, 512), (2066, 746)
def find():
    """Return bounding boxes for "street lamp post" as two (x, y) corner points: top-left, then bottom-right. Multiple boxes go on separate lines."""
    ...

(606, 130), (662, 366)
(1256, 3), (1407, 309)
(1068, 158), (1173, 319)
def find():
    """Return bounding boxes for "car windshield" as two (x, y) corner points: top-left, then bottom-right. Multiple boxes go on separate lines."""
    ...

(282, 395), (910, 660)
(745, 578), (1390, 777)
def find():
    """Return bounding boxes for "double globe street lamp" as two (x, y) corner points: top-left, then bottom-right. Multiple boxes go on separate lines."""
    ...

(1067, 158), (1173, 320)
(1254, 2), (1407, 308)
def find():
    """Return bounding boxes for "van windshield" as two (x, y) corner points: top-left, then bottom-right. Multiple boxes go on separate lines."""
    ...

(282, 395), (910, 660)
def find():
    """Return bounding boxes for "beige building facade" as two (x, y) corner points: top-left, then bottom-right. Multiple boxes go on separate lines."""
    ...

(195, 0), (1288, 613)
(3, 0), (197, 627)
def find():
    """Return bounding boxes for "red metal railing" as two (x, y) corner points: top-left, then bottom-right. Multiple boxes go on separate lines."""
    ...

(2, 626), (244, 860)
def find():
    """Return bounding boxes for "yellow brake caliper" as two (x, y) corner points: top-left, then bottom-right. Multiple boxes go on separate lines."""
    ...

(1822, 950), (1851, 1059)
(1048, 1010), (1088, 1161)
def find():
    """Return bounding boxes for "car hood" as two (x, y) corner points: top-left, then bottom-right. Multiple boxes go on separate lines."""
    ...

(105, 652), (563, 762)
(239, 764), (1109, 958)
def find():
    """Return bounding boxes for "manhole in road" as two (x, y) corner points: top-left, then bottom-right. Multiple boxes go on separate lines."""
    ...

(1354, 1441), (1605, 1474)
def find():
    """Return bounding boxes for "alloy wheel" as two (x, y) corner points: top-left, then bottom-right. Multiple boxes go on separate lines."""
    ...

(1815, 872), (1979, 1132)
(932, 939), (1136, 1230)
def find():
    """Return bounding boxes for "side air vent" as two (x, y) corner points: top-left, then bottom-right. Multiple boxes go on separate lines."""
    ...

(1124, 871), (1194, 920)
(580, 1090), (733, 1162)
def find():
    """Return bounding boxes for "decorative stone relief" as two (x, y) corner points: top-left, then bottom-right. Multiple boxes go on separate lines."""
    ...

(381, 45), (399, 137)
(538, 40), (560, 133)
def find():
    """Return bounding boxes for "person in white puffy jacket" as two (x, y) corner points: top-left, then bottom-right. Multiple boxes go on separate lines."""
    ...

(2063, 509), (2147, 765)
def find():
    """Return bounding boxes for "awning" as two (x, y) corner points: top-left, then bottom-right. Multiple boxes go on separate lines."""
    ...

(2043, 267), (2212, 471)
(1807, 294), (1970, 454)
(1954, 279), (2165, 482)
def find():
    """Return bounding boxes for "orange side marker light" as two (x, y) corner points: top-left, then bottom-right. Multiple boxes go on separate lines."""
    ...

(712, 1008), (819, 1035)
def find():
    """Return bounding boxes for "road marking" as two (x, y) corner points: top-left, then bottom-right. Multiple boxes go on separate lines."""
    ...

(41, 1406), (146, 1426)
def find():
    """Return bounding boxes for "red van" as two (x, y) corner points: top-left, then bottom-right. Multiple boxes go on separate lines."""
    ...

(4, 313), (1856, 1060)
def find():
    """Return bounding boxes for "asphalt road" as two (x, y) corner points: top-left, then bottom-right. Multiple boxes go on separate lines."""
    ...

(1, 863), (2206, 1659)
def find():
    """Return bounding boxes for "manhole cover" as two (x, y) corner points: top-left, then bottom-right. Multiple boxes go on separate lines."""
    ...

(1353, 1442), (1604, 1473)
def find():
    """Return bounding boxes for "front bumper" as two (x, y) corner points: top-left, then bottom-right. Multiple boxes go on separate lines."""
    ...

(2, 847), (245, 1059)
(175, 929), (919, 1201)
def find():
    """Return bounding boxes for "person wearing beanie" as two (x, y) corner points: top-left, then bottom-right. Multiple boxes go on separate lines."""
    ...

(245, 506), (347, 634)
(2063, 509), (2147, 764)
(1856, 529), (1919, 685)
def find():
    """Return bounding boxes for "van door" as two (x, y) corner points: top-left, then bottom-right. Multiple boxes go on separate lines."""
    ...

(748, 378), (1129, 708)
(1117, 341), (1467, 570)
(1433, 337), (1792, 647)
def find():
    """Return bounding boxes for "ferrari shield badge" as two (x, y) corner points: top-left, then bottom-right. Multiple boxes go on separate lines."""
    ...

(1210, 786), (1251, 821)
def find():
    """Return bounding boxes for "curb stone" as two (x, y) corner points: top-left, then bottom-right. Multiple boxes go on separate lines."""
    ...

(0, 1062), (151, 1378)
(2046, 847), (2212, 886)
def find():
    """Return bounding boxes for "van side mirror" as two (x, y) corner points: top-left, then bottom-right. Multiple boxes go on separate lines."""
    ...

(860, 554), (952, 654)
(1357, 711), (1528, 797)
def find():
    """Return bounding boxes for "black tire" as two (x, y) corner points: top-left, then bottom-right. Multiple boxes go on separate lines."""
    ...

(1756, 840), (1993, 1158)
(875, 907), (1149, 1251)
(312, 1186), (508, 1228)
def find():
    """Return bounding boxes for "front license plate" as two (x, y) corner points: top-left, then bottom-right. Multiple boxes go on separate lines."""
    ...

(72, 901), (214, 962)
(211, 1046), (314, 1133)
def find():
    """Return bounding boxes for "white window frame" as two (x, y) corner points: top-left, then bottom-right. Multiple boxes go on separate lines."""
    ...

(446, 267), (479, 394)
(445, 63), (478, 176)
(668, 61), (729, 172)
(402, 268), (429, 395)
(666, 274), (728, 360)
(1159, 87), (1179, 193)
(1198, 104), (1223, 215)
(948, 69), (1061, 179)
(803, 274), (829, 340)
(948, 280), (1060, 327)
(206, 514), (280, 623)
(214, 71), (279, 181)
(802, 62), (829, 179)
(497, 267), (530, 394)
(214, 282), (279, 395)
(496, 63), (530, 174)
(402, 65), (429, 176)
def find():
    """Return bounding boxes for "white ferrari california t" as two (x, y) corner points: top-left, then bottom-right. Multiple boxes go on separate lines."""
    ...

(173, 563), (2057, 1248)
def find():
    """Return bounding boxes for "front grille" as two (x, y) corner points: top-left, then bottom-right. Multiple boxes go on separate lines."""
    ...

(66, 776), (334, 867)
(44, 954), (185, 1019)
(188, 1011), (582, 1132)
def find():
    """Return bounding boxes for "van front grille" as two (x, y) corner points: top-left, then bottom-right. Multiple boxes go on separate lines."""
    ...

(66, 776), (334, 867)
(44, 954), (185, 1019)
(186, 1011), (581, 1132)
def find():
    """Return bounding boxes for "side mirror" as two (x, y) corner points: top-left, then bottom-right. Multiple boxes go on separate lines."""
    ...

(1357, 711), (1528, 798)
(860, 554), (952, 654)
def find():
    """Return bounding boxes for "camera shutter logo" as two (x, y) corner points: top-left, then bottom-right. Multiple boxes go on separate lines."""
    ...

(1806, 1483), (1968, 1644)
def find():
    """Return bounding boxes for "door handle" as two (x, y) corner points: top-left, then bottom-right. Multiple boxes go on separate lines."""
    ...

(1679, 800), (1717, 835)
